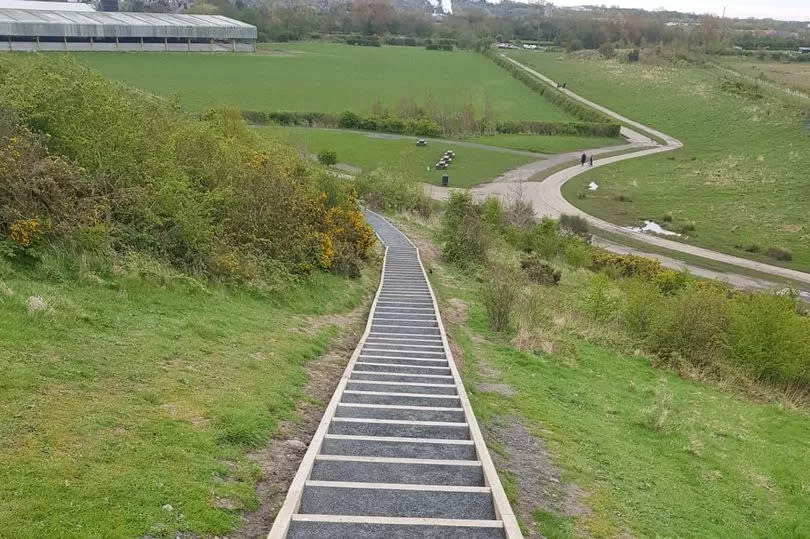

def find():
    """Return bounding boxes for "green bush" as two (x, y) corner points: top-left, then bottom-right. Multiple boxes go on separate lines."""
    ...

(354, 168), (432, 216)
(646, 284), (731, 367)
(440, 192), (491, 267)
(729, 293), (810, 386)
(583, 272), (619, 321)
(317, 149), (338, 166)
(599, 43), (616, 59)
(481, 262), (521, 332)
(621, 278), (662, 337)
(558, 214), (590, 240)
(0, 55), (374, 281)
(563, 240), (590, 269)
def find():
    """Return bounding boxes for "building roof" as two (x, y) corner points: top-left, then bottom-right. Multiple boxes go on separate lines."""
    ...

(0, 8), (257, 39)
(0, 0), (95, 11)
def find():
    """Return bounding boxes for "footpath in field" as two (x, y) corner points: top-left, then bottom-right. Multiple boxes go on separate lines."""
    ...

(426, 55), (810, 292)
(269, 211), (520, 538)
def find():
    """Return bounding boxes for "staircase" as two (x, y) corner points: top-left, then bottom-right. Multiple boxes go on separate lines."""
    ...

(268, 211), (521, 539)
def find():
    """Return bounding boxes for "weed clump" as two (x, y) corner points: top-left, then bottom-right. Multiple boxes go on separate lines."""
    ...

(481, 262), (521, 332)
(440, 192), (491, 268)
(520, 253), (561, 285)
(766, 246), (793, 261)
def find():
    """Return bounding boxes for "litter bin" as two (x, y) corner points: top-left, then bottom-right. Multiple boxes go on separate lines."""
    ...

(441, 174), (449, 187)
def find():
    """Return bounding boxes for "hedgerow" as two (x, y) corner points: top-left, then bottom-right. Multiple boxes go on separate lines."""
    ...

(0, 55), (373, 281)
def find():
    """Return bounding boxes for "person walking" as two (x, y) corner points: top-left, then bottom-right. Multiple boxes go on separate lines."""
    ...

(581, 153), (587, 166)
(589, 155), (593, 167)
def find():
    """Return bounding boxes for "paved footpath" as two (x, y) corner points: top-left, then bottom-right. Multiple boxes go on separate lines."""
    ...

(269, 211), (521, 539)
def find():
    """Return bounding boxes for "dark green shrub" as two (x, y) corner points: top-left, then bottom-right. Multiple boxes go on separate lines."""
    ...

(317, 149), (338, 166)
(599, 43), (615, 58)
(766, 246), (793, 261)
(520, 253), (561, 285)
(558, 214), (590, 240)
(339, 111), (361, 129)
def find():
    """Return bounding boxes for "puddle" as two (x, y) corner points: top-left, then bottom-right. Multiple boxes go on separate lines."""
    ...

(626, 220), (681, 236)
(587, 181), (599, 191)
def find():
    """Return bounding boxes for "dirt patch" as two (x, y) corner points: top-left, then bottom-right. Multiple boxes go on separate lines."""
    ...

(485, 415), (591, 537)
(475, 383), (516, 397)
(442, 297), (468, 325)
(234, 295), (373, 538)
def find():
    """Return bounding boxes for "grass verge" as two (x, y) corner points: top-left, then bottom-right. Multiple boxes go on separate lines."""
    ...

(0, 261), (377, 537)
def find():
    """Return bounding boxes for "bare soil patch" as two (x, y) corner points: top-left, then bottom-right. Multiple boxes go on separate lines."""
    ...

(234, 294), (373, 538)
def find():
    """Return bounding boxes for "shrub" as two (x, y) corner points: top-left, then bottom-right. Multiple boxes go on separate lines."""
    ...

(646, 284), (731, 367)
(520, 253), (561, 285)
(563, 240), (589, 269)
(622, 278), (662, 337)
(729, 293), (810, 386)
(662, 211), (673, 223)
(677, 220), (696, 234)
(317, 149), (338, 166)
(339, 111), (361, 129)
(583, 272), (619, 321)
(587, 251), (663, 280)
(481, 262), (521, 332)
(0, 55), (373, 280)
(599, 43), (616, 58)
(354, 168), (432, 216)
(440, 192), (491, 267)
(614, 194), (633, 203)
(766, 246), (793, 261)
(558, 214), (590, 240)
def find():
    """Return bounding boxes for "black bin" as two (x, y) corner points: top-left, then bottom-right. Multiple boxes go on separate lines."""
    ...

(441, 174), (449, 187)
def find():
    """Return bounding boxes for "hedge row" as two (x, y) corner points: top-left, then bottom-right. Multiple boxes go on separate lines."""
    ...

(345, 34), (381, 47)
(242, 110), (442, 137)
(484, 49), (620, 127)
(495, 120), (621, 137)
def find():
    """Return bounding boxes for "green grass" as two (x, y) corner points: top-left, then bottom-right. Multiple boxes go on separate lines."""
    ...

(391, 213), (810, 537)
(508, 51), (810, 272)
(258, 126), (536, 187)
(0, 259), (375, 537)
(465, 133), (622, 154)
(74, 42), (576, 122)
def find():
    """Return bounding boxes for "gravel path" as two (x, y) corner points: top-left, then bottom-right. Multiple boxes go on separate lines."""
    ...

(425, 55), (810, 292)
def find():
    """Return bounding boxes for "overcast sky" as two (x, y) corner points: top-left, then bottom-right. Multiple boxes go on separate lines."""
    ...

(546, 1), (810, 21)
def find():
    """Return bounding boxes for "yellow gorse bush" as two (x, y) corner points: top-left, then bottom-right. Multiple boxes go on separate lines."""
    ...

(9, 218), (40, 247)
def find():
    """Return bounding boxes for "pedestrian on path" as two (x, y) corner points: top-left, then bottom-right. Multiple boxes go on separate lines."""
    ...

(589, 155), (593, 166)
(581, 153), (587, 166)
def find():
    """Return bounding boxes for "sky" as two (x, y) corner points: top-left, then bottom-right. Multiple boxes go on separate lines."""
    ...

(544, 1), (810, 21)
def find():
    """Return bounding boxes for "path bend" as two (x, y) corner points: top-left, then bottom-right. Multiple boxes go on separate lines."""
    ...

(428, 55), (810, 288)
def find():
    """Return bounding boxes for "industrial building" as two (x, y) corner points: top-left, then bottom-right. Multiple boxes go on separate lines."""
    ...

(0, 1), (257, 52)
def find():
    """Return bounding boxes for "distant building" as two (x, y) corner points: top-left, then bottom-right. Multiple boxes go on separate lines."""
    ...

(0, 8), (257, 52)
(0, 0), (94, 10)
(799, 47), (810, 54)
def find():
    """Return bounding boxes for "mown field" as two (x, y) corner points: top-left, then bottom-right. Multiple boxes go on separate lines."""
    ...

(258, 126), (537, 187)
(76, 43), (576, 122)
(392, 213), (810, 538)
(0, 262), (375, 536)
(508, 51), (810, 272)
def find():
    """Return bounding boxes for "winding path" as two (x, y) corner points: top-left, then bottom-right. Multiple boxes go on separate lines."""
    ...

(427, 55), (810, 290)
(269, 211), (520, 538)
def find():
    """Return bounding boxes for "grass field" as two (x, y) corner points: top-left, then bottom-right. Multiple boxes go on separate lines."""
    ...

(508, 51), (810, 272)
(75, 43), (576, 122)
(258, 126), (537, 187)
(393, 214), (810, 538)
(0, 260), (375, 537)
